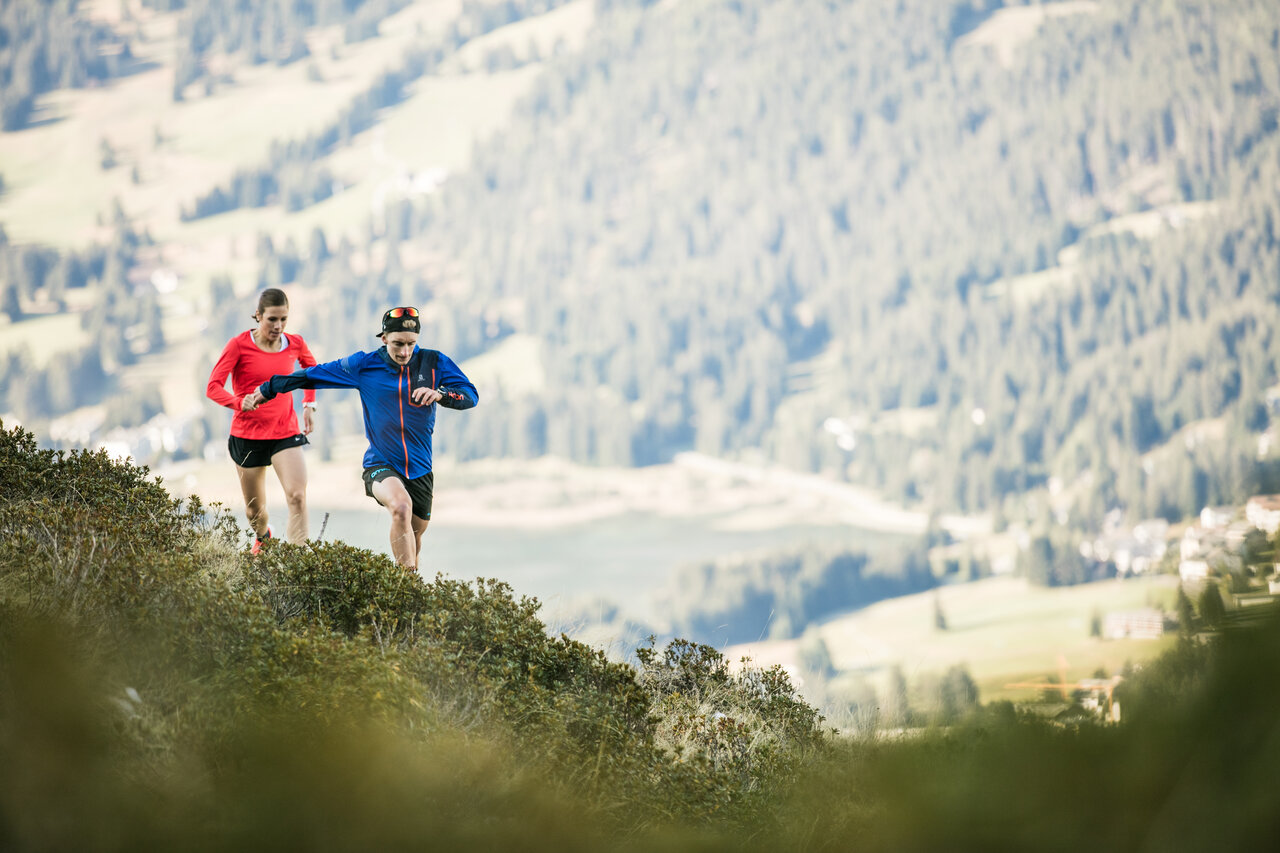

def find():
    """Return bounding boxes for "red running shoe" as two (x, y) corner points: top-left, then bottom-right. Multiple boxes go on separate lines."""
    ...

(251, 526), (273, 555)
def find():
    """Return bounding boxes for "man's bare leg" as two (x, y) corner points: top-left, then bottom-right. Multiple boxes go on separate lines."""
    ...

(411, 515), (429, 572)
(372, 477), (418, 570)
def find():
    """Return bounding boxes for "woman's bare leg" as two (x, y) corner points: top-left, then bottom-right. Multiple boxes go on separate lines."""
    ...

(270, 446), (309, 543)
(234, 464), (270, 538)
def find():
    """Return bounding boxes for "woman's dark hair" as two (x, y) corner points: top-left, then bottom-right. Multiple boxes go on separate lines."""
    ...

(254, 288), (289, 320)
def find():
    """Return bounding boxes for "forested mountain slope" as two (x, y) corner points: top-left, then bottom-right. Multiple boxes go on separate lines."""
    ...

(4, 0), (1280, 530)
(374, 0), (1280, 524)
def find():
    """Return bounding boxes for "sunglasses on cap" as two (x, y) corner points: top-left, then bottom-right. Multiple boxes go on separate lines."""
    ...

(377, 305), (422, 337)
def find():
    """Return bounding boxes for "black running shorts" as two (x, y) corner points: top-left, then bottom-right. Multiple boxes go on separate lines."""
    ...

(228, 434), (308, 468)
(362, 465), (434, 521)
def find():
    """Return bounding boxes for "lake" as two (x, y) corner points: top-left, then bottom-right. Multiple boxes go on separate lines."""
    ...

(317, 508), (907, 627)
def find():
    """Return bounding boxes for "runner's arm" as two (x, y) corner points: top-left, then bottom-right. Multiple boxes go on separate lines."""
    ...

(434, 352), (479, 410)
(206, 339), (244, 410)
(295, 335), (318, 407)
(257, 355), (362, 401)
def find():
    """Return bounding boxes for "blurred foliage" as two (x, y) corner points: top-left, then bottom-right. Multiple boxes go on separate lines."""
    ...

(4, 419), (1280, 849)
(746, 624), (1280, 853)
(0, 419), (826, 846)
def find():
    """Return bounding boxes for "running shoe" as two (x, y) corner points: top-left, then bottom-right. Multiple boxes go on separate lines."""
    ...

(251, 526), (273, 555)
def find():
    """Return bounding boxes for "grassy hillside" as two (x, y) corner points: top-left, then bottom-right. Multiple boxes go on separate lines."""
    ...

(728, 573), (1181, 706)
(0, 0), (587, 428)
(0, 419), (826, 846)
(5, 419), (1280, 850)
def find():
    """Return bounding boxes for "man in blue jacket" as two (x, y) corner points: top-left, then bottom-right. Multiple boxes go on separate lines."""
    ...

(246, 306), (478, 572)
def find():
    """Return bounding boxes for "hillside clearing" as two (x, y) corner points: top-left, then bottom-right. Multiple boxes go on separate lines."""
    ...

(957, 1), (1101, 69)
(0, 0), (593, 412)
(727, 574), (1180, 704)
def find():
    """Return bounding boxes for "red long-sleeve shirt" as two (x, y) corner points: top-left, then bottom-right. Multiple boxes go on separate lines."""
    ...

(206, 331), (317, 439)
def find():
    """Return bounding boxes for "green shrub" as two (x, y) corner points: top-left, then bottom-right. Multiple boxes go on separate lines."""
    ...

(0, 421), (828, 847)
(633, 638), (827, 828)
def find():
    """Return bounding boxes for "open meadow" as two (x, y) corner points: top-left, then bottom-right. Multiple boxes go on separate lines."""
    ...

(728, 573), (1181, 705)
(0, 0), (594, 388)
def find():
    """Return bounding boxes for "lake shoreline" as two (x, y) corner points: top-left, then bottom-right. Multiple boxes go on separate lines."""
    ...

(159, 449), (991, 537)
(157, 450), (968, 627)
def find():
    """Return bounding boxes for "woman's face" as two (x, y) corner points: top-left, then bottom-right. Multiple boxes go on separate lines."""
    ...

(256, 304), (289, 342)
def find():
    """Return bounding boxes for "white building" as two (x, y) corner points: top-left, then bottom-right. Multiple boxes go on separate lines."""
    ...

(1089, 518), (1169, 575)
(1179, 559), (1210, 582)
(1103, 609), (1164, 640)
(1246, 495), (1280, 535)
(1180, 526), (1205, 560)
(1201, 505), (1235, 529)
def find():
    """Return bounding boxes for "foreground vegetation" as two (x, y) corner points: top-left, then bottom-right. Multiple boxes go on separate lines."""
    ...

(0, 418), (827, 848)
(3, 420), (1280, 850)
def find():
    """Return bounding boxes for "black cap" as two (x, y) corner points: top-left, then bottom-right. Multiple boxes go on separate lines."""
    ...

(376, 307), (421, 337)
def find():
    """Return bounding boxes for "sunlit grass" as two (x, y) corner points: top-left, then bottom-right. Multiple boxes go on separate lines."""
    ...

(727, 574), (1181, 705)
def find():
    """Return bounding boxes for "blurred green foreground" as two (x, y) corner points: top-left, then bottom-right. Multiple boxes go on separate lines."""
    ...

(2, 420), (1279, 852)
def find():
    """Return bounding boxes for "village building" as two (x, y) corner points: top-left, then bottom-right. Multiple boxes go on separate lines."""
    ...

(1103, 609), (1164, 640)
(1232, 591), (1279, 610)
(1087, 518), (1168, 575)
(1180, 525), (1206, 560)
(1077, 677), (1124, 723)
(1179, 559), (1210, 583)
(1245, 494), (1280, 535)
(1225, 519), (1255, 549)
(1200, 505), (1235, 529)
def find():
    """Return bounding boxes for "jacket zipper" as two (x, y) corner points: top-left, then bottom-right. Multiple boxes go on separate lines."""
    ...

(398, 365), (410, 475)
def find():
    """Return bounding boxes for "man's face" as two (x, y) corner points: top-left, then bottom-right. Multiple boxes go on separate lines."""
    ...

(384, 331), (418, 365)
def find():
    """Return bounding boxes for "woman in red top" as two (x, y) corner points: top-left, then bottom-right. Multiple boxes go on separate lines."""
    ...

(206, 288), (318, 550)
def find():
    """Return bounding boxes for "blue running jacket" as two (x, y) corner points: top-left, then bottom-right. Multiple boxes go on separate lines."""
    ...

(257, 346), (478, 478)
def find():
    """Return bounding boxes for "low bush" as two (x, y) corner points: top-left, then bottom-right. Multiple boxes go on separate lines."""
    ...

(0, 421), (825, 848)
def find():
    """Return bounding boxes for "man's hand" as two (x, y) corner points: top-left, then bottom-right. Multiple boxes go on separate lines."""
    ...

(412, 386), (443, 406)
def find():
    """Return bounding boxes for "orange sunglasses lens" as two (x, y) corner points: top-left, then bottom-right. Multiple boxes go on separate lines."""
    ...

(389, 307), (419, 318)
